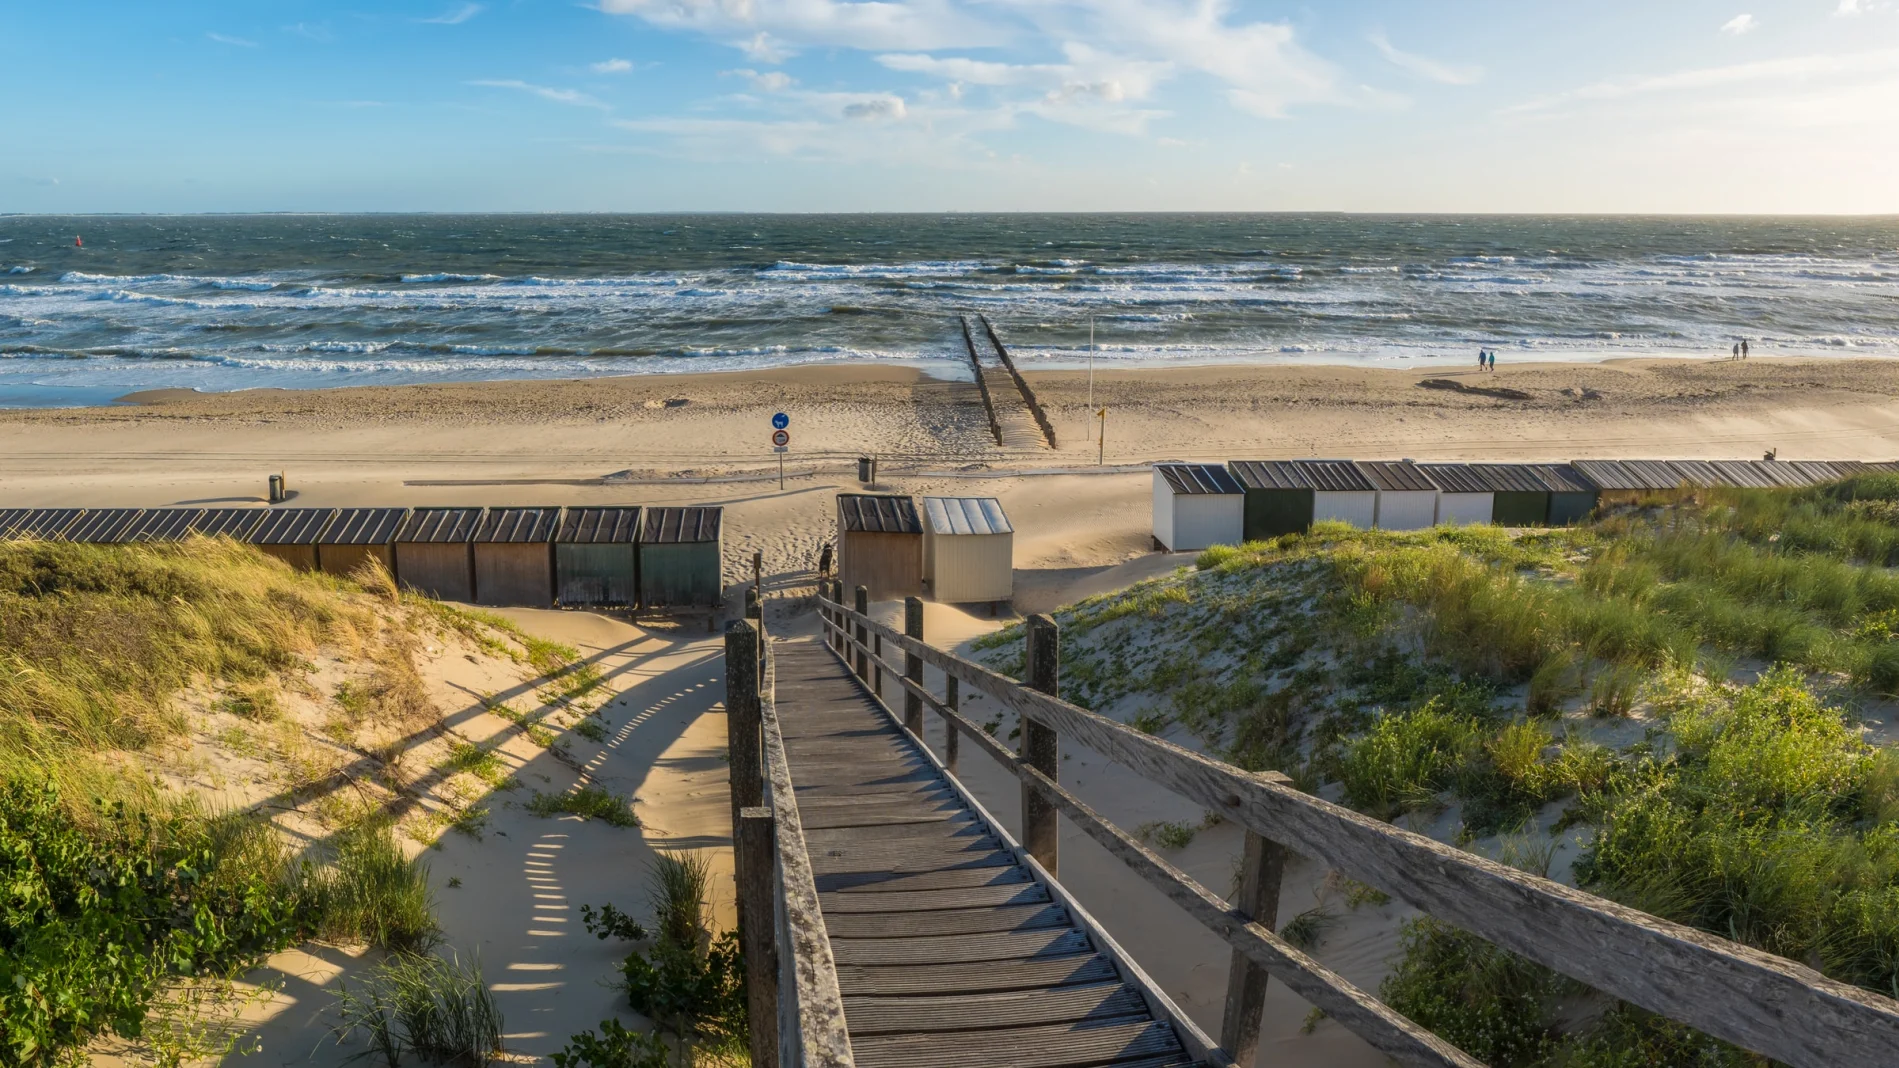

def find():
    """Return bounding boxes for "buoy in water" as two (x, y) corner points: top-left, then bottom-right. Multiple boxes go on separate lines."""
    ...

(74, 236), (82, 247)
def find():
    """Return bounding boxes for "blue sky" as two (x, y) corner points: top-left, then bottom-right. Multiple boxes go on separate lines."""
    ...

(3, 1), (1897, 213)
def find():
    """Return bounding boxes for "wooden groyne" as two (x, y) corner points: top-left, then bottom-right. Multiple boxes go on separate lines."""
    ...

(960, 315), (1051, 451)
(956, 317), (1004, 447)
(720, 582), (1899, 1067)
(978, 315), (1058, 450)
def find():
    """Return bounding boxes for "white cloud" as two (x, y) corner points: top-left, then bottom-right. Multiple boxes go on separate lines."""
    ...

(592, 58), (635, 74)
(1368, 29), (1480, 85)
(284, 22), (334, 43)
(1839, 0), (1863, 12)
(842, 94), (907, 120)
(1721, 14), (1758, 35)
(731, 68), (796, 91)
(1505, 47), (1899, 114)
(207, 32), (257, 47)
(598, 0), (1000, 57)
(420, 3), (484, 25)
(469, 79), (609, 109)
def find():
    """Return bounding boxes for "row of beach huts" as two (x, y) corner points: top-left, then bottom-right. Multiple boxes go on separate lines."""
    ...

(0, 505), (723, 609)
(1153, 457), (1897, 551)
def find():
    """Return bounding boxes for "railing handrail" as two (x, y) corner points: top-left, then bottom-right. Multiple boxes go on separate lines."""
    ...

(816, 590), (1899, 1068)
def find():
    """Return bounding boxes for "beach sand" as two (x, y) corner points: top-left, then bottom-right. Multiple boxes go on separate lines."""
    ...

(13, 355), (1899, 1066)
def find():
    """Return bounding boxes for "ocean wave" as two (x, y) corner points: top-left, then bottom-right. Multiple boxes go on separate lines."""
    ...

(209, 278), (277, 291)
(1339, 265), (1401, 274)
(6, 266), (31, 275)
(402, 272), (501, 283)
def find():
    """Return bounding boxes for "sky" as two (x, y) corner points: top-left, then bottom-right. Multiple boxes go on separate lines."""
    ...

(2, 1), (1898, 213)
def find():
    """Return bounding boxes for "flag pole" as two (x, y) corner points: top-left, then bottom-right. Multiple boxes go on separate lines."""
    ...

(1088, 317), (1095, 410)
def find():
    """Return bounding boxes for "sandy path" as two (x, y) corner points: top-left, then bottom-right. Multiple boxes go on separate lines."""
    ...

(230, 611), (733, 1068)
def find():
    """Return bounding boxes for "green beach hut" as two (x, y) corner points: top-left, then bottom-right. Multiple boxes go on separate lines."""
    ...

(555, 506), (642, 608)
(639, 506), (723, 609)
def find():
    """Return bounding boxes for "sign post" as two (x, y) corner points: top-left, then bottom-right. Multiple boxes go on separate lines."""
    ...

(771, 413), (790, 490)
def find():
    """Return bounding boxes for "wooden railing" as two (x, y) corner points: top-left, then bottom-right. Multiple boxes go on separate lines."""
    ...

(726, 605), (855, 1068)
(813, 581), (1899, 1068)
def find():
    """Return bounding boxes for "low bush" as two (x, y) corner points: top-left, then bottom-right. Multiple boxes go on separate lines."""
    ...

(528, 787), (639, 828)
(297, 819), (439, 953)
(331, 952), (502, 1068)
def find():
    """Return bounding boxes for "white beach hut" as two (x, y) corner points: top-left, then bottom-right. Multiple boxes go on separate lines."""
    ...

(1417, 464), (1494, 525)
(1152, 463), (1244, 552)
(1295, 460), (1378, 529)
(1357, 461), (1440, 531)
(922, 496), (1014, 605)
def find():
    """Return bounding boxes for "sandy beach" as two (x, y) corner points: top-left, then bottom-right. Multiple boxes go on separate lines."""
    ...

(12, 355), (1899, 1067)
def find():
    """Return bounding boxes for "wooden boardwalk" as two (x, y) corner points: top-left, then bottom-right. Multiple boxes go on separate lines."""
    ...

(771, 638), (1198, 1068)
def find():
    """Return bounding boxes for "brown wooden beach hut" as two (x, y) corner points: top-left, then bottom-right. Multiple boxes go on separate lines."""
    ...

(836, 493), (923, 601)
(64, 508), (151, 544)
(124, 509), (205, 543)
(639, 507), (723, 608)
(1708, 460), (1779, 489)
(473, 507), (560, 607)
(241, 508), (337, 570)
(1569, 459), (1690, 507)
(187, 508), (267, 540)
(392, 508), (481, 602)
(1666, 460), (1725, 490)
(555, 506), (641, 608)
(1532, 464), (1599, 526)
(317, 507), (407, 579)
(4, 508), (84, 540)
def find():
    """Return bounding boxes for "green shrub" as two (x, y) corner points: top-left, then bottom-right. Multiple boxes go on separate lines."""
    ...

(1381, 918), (1564, 1067)
(299, 819), (439, 953)
(528, 787), (639, 828)
(552, 1019), (670, 1068)
(331, 952), (502, 1068)
(1334, 699), (1483, 819)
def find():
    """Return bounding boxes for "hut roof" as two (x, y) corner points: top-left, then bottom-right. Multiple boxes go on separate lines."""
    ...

(476, 507), (561, 543)
(1569, 459), (1685, 491)
(325, 507), (409, 545)
(643, 506), (722, 544)
(1354, 461), (1436, 492)
(837, 494), (925, 533)
(126, 509), (205, 542)
(6, 508), (84, 540)
(1783, 460), (1849, 485)
(1709, 460), (1778, 488)
(0, 508), (29, 537)
(1823, 460), (1869, 478)
(246, 508), (338, 546)
(1294, 460), (1375, 493)
(1465, 465), (1554, 494)
(1226, 460), (1309, 491)
(557, 507), (642, 544)
(188, 508), (267, 538)
(1664, 460), (1724, 488)
(1529, 464), (1593, 493)
(1155, 463), (1244, 496)
(923, 497), (1013, 537)
(1751, 461), (1810, 488)
(396, 508), (483, 544)
(65, 508), (149, 543)
(1415, 464), (1490, 495)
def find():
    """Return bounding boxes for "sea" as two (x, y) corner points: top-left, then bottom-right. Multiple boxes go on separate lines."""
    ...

(2, 213), (1896, 407)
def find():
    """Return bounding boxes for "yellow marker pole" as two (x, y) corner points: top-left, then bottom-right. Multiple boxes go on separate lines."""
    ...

(1097, 407), (1107, 466)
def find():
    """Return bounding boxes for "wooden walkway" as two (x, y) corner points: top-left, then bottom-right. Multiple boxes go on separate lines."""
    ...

(771, 638), (1197, 1068)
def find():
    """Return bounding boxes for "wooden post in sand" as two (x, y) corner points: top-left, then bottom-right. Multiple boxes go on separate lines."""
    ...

(736, 806), (780, 1068)
(903, 597), (925, 737)
(1022, 614), (1060, 875)
(1220, 818), (1289, 1066)
(724, 621), (763, 868)
(853, 586), (869, 682)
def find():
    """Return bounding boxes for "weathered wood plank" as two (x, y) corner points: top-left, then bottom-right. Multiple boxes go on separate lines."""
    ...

(818, 881), (1052, 914)
(824, 902), (1070, 939)
(835, 954), (1119, 997)
(817, 864), (1035, 894)
(848, 1017), (1180, 1068)
(842, 982), (1149, 1036)
(829, 927), (1095, 967)
(824, 597), (1899, 1068)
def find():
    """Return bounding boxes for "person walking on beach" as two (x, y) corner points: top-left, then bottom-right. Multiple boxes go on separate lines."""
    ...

(816, 541), (834, 577)
(1489, 350), (1498, 372)
(1742, 339), (1749, 359)
(1733, 343), (1741, 360)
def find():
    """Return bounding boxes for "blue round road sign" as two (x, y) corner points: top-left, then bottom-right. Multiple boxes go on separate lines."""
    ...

(771, 412), (789, 430)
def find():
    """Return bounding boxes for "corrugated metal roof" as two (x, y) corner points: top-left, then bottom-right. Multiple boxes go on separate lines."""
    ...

(1666, 460), (1724, 488)
(643, 506), (722, 544)
(1529, 464), (1593, 493)
(1226, 460), (1309, 491)
(1295, 460), (1376, 493)
(324, 507), (409, 545)
(126, 509), (205, 542)
(1784, 460), (1848, 485)
(1827, 460), (1870, 478)
(246, 508), (338, 545)
(837, 493), (925, 532)
(1466, 464), (1552, 494)
(0, 508), (29, 537)
(557, 507), (642, 544)
(188, 508), (267, 538)
(1156, 463), (1244, 496)
(64, 508), (149, 543)
(1709, 460), (1778, 488)
(1622, 461), (1691, 490)
(475, 507), (560, 543)
(1751, 461), (1810, 488)
(1355, 461), (1436, 492)
(395, 508), (483, 544)
(923, 496), (1013, 536)
(1416, 464), (1490, 494)
(1568, 459), (1642, 491)
(7, 508), (84, 539)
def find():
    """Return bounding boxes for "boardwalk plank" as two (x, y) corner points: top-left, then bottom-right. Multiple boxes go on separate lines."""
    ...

(824, 902), (1070, 939)
(830, 927), (1094, 967)
(836, 954), (1120, 997)
(849, 1018), (1183, 1068)
(818, 881), (1052, 913)
(843, 982), (1150, 1035)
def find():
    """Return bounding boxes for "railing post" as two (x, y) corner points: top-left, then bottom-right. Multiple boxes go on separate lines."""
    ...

(737, 806), (781, 1068)
(725, 621), (763, 865)
(902, 597), (925, 737)
(1220, 824), (1288, 1066)
(1022, 614), (1060, 875)
(943, 676), (959, 773)
(853, 585), (869, 681)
